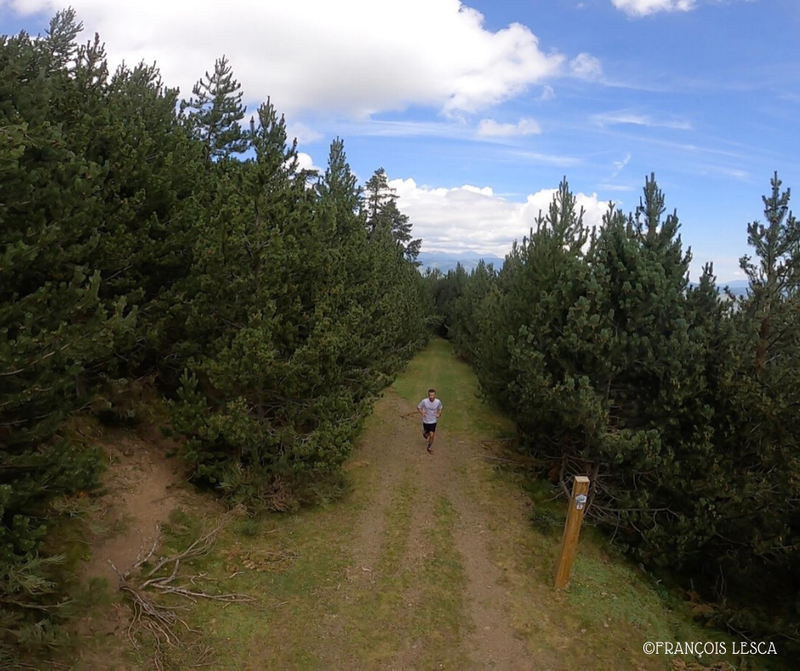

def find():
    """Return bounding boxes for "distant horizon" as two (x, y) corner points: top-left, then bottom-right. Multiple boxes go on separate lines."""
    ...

(417, 249), (750, 286)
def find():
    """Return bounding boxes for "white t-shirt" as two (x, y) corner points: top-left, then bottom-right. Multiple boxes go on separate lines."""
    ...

(418, 398), (443, 424)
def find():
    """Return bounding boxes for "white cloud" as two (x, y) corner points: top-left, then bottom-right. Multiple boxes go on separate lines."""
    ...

(477, 118), (542, 137)
(593, 110), (693, 130)
(3, 0), (595, 117)
(296, 152), (322, 173)
(335, 118), (533, 144)
(513, 150), (583, 167)
(716, 167), (749, 180)
(570, 53), (603, 81)
(538, 85), (557, 102)
(336, 117), (549, 143)
(389, 178), (610, 254)
(611, 0), (697, 17)
(286, 122), (323, 145)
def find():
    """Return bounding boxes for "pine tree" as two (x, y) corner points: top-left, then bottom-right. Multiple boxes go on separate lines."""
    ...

(317, 137), (361, 225)
(1, 23), (136, 659)
(385, 199), (421, 263)
(433, 173), (800, 649)
(451, 260), (496, 360)
(181, 55), (247, 161)
(471, 179), (590, 413)
(42, 7), (82, 70)
(363, 168), (390, 233)
(1, 11), (435, 660)
(363, 168), (422, 262)
(701, 174), (800, 641)
(739, 171), (800, 372)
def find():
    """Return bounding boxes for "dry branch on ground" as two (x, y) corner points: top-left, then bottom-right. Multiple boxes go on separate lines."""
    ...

(117, 512), (256, 670)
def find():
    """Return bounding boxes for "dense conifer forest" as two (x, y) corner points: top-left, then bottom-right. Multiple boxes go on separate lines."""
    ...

(430, 175), (800, 650)
(2, 7), (799, 665)
(1, 10), (432, 661)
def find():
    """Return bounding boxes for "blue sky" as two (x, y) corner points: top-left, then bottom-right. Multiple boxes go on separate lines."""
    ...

(3, 0), (799, 281)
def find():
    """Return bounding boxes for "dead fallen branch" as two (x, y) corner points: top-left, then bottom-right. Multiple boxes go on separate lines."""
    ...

(141, 517), (227, 581)
(129, 526), (160, 576)
(122, 584), (191, 671)
(120, 512), (255, 670)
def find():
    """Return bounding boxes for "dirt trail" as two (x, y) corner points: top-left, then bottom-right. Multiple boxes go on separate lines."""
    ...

(443, 435), (534, 670)
(349, 394), (412, 580)
(346, 388), (540, 669)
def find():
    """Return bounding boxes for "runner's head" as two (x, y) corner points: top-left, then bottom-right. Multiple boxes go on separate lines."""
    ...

(428, 388), (436, 401)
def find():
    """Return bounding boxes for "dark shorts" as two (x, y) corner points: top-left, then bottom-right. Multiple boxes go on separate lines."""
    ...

(423, 422), (437, 433)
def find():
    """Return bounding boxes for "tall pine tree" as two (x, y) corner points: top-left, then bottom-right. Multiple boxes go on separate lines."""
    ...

(740, 171), (800, 372)
(181, 55), (247, 162)
(363, 168), (421, 262)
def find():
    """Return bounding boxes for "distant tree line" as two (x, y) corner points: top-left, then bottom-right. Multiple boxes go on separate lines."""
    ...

(431, 176), (800, 650)
(1, 10), (430, 661)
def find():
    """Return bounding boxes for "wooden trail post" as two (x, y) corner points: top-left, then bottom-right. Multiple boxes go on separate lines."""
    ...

(554, 475), (590, 589)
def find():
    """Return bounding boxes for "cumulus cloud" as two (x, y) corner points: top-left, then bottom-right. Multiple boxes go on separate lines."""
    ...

(295, 152), (322, 173)
(389, 178), (611, 254)
(477, 118), (542, 137)
(611, 0), (697, 17)
(3, 0), (596, 117)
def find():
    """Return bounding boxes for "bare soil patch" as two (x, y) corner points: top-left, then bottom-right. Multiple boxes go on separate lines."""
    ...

(82, 430), (186, 587)
(72, 426), (221, 669)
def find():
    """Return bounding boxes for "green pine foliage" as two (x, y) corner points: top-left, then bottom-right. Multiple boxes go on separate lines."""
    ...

(1, 12), (430, 662)
(1, 12), (135, 660)
(364, 168), (422, 263)
(180, 55), (248, 162)
(433, 175), (800, 650)
(429, 260), (497, 358)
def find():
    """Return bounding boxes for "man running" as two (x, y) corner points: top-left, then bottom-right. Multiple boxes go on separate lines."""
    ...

(417, 389), (443, 454)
